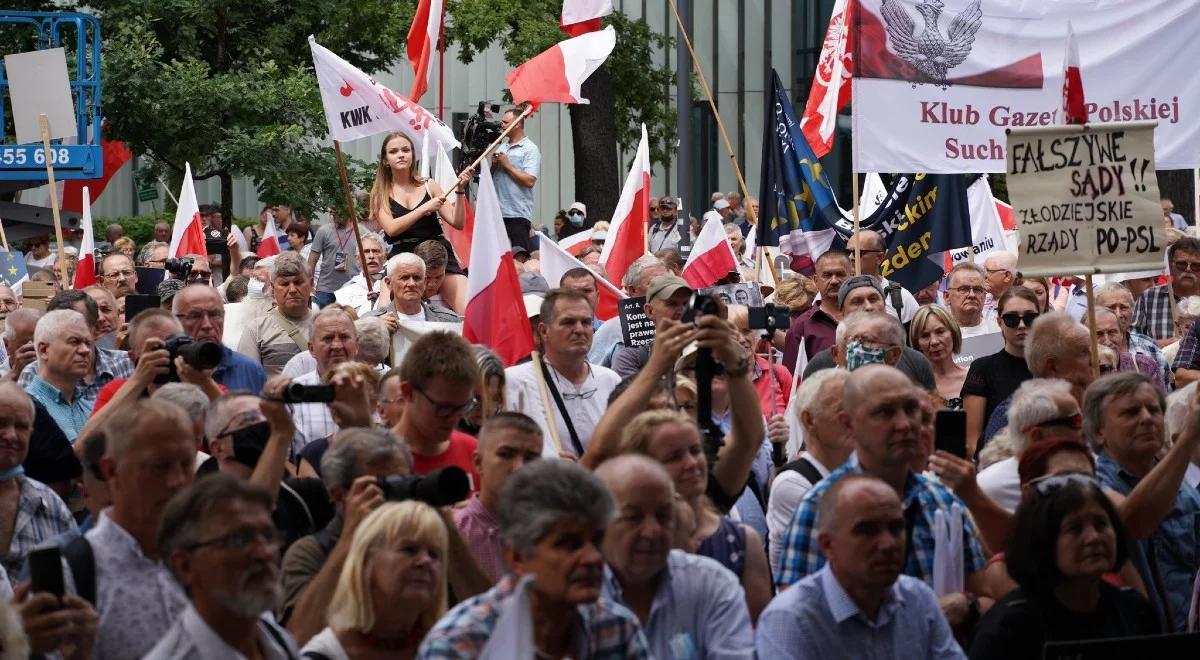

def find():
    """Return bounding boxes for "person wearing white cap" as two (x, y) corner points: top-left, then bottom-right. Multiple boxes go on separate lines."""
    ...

(567, 201), (588, 230)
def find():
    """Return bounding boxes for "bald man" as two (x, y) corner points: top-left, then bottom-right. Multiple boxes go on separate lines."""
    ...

(597, 454), (753, 658)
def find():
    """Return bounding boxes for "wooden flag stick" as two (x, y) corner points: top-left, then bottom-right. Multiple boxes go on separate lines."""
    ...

(852, 173), (862, 275)
(1084, 273), (1100, 379)
(666, 0), (758, 229)
(333, 140), (373, 293)
(0, 217), (9, 252)
(435, 105), (534, 206)
(38, 115), (69, 289)
(530, 350), (567, 455)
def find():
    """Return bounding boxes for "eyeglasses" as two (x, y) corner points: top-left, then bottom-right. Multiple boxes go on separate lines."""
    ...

(1000, 312), (1039, 328)
(1025, 413), (1083, 434)
(561, 388), (597, 401)
(950, 286), (986, 296)
(848, 250), (885, 260)
(103, 270), (135, 280)
(414, 387), (476, 417)
(1173, 260), (1200, 272)
(215, 410), (265, 439)
(189, 526), (283, 551)
(176, 309), (225, 323)
(187, 271), (212, 282)
(1029, 472), (1098, 497)
(849, 337), (900, 352)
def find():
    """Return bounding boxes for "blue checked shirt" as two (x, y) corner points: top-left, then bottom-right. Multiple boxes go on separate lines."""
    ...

(18, 347), (133, 405)
(1171, 320), (1200, 372)
(24, 376), (93, 444)
(418, 574), (651, 660)
(1, 476), (76, 581)
(1132, 283), (1176, 341)
(1127, 330), (1170, 388)
(775, 455), (987, 589)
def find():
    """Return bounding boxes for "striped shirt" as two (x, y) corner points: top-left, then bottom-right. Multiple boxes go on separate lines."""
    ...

(287, 370), (337, 455)
(0, 476), (75, 581)
(418, 574), (651, 660)
(775, 454), (987, 589)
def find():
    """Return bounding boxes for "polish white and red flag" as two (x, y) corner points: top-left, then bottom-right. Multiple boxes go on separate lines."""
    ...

(598, 123), (651, 289)
(407, 0), (445, 104)
(539, 231), (626, 321)
(558, 229), (593, 256)
(256, 214), (282, 258)
(464, 160), (535, 365)
(682, 216), (738, 288)
(506, 25), (616, 110)
(308, 36), (459, 152)
(73, 187), (97, 289)
(168, 163), (207, 259)
(800, 0), (853, 158)
(561, 0), (613, 37)
(1062, 20), (1088, 125)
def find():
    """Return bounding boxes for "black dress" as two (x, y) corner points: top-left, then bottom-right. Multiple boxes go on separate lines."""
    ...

(384, 193), (464, 275)
(968, 584), (1159, 660)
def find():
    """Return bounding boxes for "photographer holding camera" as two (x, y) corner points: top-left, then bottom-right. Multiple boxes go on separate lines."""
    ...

(492, 108), (540, 252)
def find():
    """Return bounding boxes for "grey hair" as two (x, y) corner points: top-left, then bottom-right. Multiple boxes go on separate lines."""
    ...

(498, 459), (614, 555)
(321, 427), (411, 492)
(1165, 382), (1196, 438)
(474, 345), (505, 383)
(32, 309), (88, 349)
(136, 240), (168, 266)
(158, 473), (274, 578)
(1082, 372), (1164, 445)
(151, 383), (210, 422)
(983, 251), (1017, 274)
(386, 252), (426, 278)
(1176, 295), (1200, 318)
(3, 308), (42, 344)
(313, 306), (357, 330)
(947, 261), (986, 286)
(360, 233), (386, 252)
(793, 368), (849, 424)
(1025, 312), (1087, 375)
(272, 251), (309, 280)
(1006, 378), (1073, 453)
(353, 317), (390, 366)
(104, 399), (193, 462)
(203, 391), (259, 443)
(978, 428), (1016, 470)
(834, 311), (904, 348)
(816, 474), (894, 535)
(621, 254), (665, 290)
(1094, 281), (1132, 303)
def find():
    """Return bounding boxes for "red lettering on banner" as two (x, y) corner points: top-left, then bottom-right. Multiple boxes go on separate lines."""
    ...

(946, 137), (1005, 161)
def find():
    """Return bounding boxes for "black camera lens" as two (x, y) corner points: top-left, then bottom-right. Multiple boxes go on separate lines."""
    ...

(176, 339), (222, 371)
(280, 382), (336, 404)
(376, 466), (470, 507)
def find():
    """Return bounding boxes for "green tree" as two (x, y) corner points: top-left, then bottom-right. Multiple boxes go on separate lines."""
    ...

(83, 0), (405, 222)
(447, 0), (676, 225)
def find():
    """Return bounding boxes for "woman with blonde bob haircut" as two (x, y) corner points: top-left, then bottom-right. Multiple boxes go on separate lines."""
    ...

(300, 501), (449, 659)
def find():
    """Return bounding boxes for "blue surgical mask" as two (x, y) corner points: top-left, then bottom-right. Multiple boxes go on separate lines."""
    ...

(846, 340), (888, 371)
(568, 212), (585, 226)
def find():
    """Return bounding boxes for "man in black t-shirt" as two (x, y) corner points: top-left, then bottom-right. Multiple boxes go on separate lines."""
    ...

(200, 204), (230, 282)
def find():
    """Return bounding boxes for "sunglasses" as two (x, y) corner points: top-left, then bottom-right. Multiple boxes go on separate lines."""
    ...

(1000, 312), (1039, 328)
(1028, 472), (1099, 497)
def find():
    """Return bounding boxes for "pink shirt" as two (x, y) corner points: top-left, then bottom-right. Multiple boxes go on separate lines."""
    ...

(453, 495), (505, 583)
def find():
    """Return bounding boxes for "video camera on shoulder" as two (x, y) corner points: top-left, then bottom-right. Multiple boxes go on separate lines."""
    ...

(461, 101), (502, 168)
(377, 466), (470, 507)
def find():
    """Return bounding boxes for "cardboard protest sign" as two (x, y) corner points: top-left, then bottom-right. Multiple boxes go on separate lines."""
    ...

(390, 320), (464, 367)
(953, 331), (1004, 369)
(4, 48), (76, 144)
(1008, 121), (1165, 277)
(618, 296), (654, 348)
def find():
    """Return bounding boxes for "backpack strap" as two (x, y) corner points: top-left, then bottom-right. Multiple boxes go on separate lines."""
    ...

(62, 535), (96, 605)
(778, 456), (823, 487)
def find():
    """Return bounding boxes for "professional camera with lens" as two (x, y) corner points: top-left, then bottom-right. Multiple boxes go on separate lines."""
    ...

(280, 382), (336, 404)
(377, 466), (470, 507)
(164, 256), (194, 281)
(460, 101), (502, 168)
(156, 335), (223, 384)
(680, 292), (720, 324)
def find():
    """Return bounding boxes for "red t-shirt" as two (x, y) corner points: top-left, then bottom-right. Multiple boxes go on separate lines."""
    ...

(90, 378), (228, 417)
(410, 430), (481, 495)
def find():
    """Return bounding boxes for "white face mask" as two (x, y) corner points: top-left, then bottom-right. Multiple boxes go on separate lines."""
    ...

(248, 279), (265, 297)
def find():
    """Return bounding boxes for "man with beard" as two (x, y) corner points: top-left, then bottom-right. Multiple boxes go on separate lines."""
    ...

(758, 476), (964, 659)
(147, 473), (300, 659)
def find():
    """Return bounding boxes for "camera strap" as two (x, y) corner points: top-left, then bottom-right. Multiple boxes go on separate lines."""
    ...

(538, 360), (585, 456)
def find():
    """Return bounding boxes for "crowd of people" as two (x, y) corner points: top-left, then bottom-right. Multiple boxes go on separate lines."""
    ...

(2, 105), (1200, 658)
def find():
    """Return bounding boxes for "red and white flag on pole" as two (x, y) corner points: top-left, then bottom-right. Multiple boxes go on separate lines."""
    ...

(1062, 20), (1088, 125)
(561, 0), (613, 37)
(256, 215), (282, 258)
(464, 160), (535, 366)
(407, 0), (445, 104)
(73, 187), (96, 289)
(309, 36), (458, 152)
(168, 163), (207, 259)
(682, 216), (738, 288)
(800, 0), (853, 158)
(539, 231), (626, 321)
(558, 229), (593, 256)
(598, 123), (651, 289)
(506, 25), (616, 109)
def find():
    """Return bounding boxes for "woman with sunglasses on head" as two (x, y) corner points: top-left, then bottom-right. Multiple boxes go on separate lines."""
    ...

(968, 474), (1158, 660)
(961, 286), (1040, 456)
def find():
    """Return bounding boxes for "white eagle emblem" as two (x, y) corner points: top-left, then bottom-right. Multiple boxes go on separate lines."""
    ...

(881, 0), (983, 86)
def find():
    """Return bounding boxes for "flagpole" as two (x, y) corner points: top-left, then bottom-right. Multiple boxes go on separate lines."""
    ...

(0, 218), (9, 252)
(333, 140), (374, 294)
(851, 173), (862, 275)
(530, 350), (567, 455)
(666, 0), (758, 230)
(437, 26), (445, 120)
(38, 115), (70, 288)
(1084, 273), (1100, 379)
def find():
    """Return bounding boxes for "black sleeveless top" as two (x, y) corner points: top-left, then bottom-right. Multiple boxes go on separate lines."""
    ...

(386, 192), (444, 245)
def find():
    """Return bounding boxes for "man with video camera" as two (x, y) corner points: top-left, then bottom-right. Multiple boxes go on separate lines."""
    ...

(287, 307), (360, 451)
(492, 107), (540, 252)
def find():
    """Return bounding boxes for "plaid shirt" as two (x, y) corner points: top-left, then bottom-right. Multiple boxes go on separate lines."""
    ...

(1, 476), (75, 581)
(775, 454), (987, 589)
(287, 370), (337, 455)
(418, 574), (652, 660)
(17, 346), (133, 403)
(1173, 321), (1200, 371)
(1127, 330), (1170, 387)
(1132, 283), (1176, 341)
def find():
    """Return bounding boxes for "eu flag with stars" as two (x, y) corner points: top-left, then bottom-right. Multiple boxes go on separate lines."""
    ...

(757, 69), (846, 274)
(0, 251), (29, 293)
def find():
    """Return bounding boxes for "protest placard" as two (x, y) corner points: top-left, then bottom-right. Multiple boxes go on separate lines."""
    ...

(1007, 121), (1165, 278)
(4, 48), (76, 145)
(618, 296), (654, 348)
(702, 283), (762, 307)
(390, 319), (464, 367)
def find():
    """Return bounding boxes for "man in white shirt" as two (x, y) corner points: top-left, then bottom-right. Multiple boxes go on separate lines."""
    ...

(333, 233), (389, 316)
(945, 262), (1001, 338)
(845, 230), (919, 323)
(507, 289), (621, 457)
(288, 307), (359, 451)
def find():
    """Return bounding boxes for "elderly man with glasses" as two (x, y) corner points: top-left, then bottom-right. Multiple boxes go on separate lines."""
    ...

(173, 285), (266, 392)
(945, 262), (1001, 338)
(1134, 237), (1200, 341)
(99, 252), (139, 299)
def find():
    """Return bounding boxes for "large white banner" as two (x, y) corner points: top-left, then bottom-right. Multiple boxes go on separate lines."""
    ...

(852, 0), (1200, 173)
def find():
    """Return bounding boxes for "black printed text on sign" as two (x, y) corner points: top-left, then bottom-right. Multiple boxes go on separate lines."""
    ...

(1007, 121), (1164, 278)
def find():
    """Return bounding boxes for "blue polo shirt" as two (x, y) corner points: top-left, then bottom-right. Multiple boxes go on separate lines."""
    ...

(212, 346), (267, 394)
